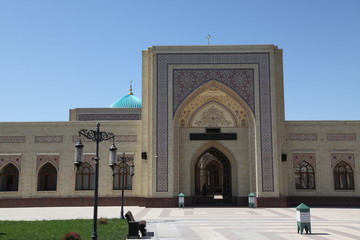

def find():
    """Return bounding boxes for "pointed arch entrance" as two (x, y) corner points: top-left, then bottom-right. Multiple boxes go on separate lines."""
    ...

(195, 147), (232, 204)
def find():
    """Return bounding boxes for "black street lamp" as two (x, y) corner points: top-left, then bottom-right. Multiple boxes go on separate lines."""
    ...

(109, 152), (135, 219)
(74, 122), (116, 240)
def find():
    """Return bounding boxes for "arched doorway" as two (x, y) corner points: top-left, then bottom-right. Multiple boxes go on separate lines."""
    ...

(195, 147), (232, 204)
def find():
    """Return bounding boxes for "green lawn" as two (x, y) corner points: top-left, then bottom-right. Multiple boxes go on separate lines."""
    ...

(0, 218), (128, 240)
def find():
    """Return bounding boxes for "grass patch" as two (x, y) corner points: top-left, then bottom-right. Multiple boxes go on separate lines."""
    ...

(0, 218), (127, 240)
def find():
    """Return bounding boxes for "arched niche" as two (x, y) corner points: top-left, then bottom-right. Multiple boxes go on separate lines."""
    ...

(175, 81), (254, 128)
(172, 80), (256, 195)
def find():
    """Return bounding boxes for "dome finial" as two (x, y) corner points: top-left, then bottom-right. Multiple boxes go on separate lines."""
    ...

(129, 80), (133, 95)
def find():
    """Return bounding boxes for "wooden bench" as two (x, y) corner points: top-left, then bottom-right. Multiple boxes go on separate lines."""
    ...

(125, 211), (147, 238)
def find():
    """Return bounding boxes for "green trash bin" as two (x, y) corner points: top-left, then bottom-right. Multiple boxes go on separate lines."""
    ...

(296, 203), (311, 234)
(248, 193), (256, 208)
(178, 193), (185, 208)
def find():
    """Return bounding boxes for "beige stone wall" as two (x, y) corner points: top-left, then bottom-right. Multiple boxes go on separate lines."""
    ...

(283, 121), (360, 197)
(0, 121), (143, 199)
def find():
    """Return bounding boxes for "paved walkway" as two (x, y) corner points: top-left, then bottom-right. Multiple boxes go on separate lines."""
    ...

(1, 206), (359, 239)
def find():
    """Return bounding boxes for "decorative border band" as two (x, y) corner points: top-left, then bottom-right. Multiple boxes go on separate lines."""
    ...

(72, 135), (137, 143)
(327, 133), (356, 141)
(35, 136), (63, 143)
(0, 136), (26, 143)
(79, 114), (141, 121)
(289, 133), (317, 141)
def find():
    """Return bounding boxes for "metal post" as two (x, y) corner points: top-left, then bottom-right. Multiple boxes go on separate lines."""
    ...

(75, 122), (115, 240)
(92, 123), (100, 240)
(120, 152), (125, 219)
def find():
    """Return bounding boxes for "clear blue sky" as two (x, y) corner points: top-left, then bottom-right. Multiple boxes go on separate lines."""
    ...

(0, 0), (359, 121)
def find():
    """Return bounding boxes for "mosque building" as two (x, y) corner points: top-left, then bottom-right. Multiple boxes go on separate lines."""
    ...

(0, 45), (359, 207)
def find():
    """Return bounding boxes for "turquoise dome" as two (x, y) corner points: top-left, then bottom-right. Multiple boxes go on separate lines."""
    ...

(109, 93), (142, 108)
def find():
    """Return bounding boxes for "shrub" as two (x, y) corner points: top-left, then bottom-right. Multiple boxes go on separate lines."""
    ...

(63, 232), (81, 240)
(98, 217), (108, 225)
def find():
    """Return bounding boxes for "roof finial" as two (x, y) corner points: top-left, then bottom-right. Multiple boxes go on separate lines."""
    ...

(129, 80), (133, 95)
(207, 34), (211, 45)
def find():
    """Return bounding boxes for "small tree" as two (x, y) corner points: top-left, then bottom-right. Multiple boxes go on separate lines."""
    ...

(63, 232), (81, 240)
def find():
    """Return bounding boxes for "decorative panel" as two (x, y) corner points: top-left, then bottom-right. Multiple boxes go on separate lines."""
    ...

(178, 87), (248, 128)
(114, 135), (137, 142)
(36, 155), (59, 171)
(173, 69), (254, 113)
(0, 136), (26, 143)
(331, 153), (355, 169)
(289, 133), (317, 141)
(292, 153), (316, 170)
(0, 155), (22, 171)
(83, 154), (96, 166)
(72, 136), (95, 143)
(35, 136), (63, 143)
(327, 133), (356, 141)
(191, 105), (235, 127)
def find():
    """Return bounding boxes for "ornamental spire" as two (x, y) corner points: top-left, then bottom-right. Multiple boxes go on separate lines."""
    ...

(129, 80), (133, 95)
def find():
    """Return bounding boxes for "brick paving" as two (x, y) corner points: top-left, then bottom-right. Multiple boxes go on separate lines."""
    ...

(0, 207), (359, 239)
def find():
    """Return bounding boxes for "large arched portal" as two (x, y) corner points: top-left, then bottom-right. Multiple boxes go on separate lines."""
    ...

(195, 147), (231, 204)
(173, 81), (255, 206)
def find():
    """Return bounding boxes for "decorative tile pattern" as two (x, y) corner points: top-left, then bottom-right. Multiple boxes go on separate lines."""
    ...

(79, 114), (141, 121)
(114, 135), (137, 142)
(331, 153), (355, 169)
(156, 52), (273, 192)
(0, 155), (21, 170)
(293, 153), (316, 170)
(289, 133), (317, 141)
(0, 136), (26, 143)
(327, 133), (356, 141)
(249, 124), (256, 193)
(83, 154), (96, 166)
(36, 155), (59, 171)
(72, 135), (95, 143)
(173, 69), (254, 113)
(35, 136), (63, 143)
(178, 85), (248, 128)
(193, 106), (233, 127)
(72, 135), (137, 143)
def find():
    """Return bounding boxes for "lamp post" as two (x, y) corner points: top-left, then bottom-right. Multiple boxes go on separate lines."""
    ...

(74, 122), (116, 240)
(109, 152), (135, 219)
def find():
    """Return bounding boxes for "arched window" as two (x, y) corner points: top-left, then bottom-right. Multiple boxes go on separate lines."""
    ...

(334, 161), (354, 190)
(113, 164), (132, 190)
(0, 164), (19, 191)
(295, 161), (315, 189)
(38, 163), (57, 191)
(76, 162), (95, 190)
